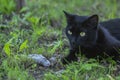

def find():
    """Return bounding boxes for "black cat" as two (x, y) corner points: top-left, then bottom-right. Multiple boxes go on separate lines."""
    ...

(62, 11), (120, 64)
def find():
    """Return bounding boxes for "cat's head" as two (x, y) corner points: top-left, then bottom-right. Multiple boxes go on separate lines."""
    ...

(64, 11), (99, 49)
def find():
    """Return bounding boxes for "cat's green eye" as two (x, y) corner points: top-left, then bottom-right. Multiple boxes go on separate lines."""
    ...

(80, 32), (86, 37)
(68, 30), (72, 35)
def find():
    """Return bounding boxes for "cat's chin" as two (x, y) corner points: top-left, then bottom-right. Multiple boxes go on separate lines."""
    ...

(81, 43), (96, 48)
(70, 46), (79, 50)
(82, 45), (91, 48)
(71, 44), (93, 49)
(71, 47), (78, 50)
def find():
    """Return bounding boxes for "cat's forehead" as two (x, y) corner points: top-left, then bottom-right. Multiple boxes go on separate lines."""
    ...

(66, 14), (89, 30)
(69, 16), (88, 30)
(74, 15), (88, 23)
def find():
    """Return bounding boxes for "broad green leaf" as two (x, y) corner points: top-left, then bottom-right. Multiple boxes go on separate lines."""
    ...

(19, 40), (28, 51)
(81, 63), (99, 71)
(3, 43), (11, 57)
(20, 7), (28, 13)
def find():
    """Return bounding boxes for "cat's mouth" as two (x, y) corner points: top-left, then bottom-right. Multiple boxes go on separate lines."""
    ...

(71, 41), (96, 49)
(82, 44), (91, 48)
(81, 42), (96, 48)
(71, 44), (79, 50)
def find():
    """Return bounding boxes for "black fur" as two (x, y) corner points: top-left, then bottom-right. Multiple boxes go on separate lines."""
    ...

(62, 11), (120, 64)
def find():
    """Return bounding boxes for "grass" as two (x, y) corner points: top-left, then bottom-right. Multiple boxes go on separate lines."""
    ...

(0, 0), (120, 80)
(44, 60), (114, 80)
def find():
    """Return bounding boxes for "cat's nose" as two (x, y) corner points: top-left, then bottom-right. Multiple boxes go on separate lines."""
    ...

(72, 41), (75, 45)
(71, 38), (76, 46)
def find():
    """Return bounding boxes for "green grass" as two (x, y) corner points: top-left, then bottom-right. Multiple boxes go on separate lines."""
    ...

(0, 0), (120, 80)
(44, 60), (115, 80)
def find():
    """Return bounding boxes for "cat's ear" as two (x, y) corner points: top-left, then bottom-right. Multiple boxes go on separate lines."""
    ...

(63, 11), (74, 23)
(83, 15), (98, 29)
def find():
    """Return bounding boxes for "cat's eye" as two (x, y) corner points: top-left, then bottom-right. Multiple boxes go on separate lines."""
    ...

(80, 32), (86, 37)
(68, 30), (72, 35)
